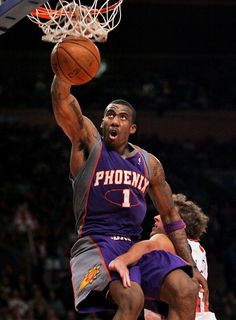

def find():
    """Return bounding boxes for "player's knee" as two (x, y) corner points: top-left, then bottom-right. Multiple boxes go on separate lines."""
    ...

(161, 270), (198, 307)
(175, 278), (198, 307)
(110, 281), (144, 315)
(119, 284), (144, 314)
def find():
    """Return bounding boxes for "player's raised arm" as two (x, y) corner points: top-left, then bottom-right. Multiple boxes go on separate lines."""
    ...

(51, 75), (100, 178)
(50, 37), (100, 149)
(51, 75), (99, 146)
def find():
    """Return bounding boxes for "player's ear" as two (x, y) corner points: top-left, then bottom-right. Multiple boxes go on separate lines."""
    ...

(130, 124), (137, 134)
(100, 119), (104, 129)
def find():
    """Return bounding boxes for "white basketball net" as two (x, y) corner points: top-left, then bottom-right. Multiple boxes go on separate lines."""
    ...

(27, 0), (123, 43)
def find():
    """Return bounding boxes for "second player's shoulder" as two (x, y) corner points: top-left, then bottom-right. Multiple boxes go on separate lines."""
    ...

(149, 234), (176, 254)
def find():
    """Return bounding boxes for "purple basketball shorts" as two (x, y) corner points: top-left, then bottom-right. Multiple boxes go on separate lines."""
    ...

(140, 250), (193, 301)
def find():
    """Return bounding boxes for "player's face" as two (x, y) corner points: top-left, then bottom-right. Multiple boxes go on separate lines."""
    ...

(150, 215), (165, 237)
(101, 103), (136, 149)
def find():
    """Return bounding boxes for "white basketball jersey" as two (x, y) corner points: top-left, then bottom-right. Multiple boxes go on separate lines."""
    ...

(188, 239), (217, 319)
(188, 239), (208, 280)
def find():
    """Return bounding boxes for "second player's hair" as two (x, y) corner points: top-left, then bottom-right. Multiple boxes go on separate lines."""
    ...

(173, 193), (209, 240)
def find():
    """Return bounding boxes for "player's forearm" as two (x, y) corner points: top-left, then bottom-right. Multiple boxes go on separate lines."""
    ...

(115, 240), (154, 266)
(51, 75), (71, 102)
(168, 229), (196, 266)
(51, 75), (84, 136)
(162, 208), (196, 265)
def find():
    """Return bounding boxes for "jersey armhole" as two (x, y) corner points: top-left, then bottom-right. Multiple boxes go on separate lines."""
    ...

(140, 149), (151, 181)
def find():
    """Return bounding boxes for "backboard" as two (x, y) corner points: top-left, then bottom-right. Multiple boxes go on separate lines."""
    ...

(0, 0), (47, 34)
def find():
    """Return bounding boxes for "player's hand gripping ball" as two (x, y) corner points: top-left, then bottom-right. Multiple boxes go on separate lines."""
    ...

(51, 36), (101, 85)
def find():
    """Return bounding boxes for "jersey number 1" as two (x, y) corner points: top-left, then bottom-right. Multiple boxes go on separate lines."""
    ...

(122, 189), (131, 208)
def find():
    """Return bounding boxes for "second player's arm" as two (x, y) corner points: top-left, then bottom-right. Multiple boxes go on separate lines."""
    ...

(109, 234), (174, 287)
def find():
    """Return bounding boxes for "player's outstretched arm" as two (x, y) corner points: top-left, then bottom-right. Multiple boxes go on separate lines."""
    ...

(109, 240), (157, 288)
(109, 235), (174, 287)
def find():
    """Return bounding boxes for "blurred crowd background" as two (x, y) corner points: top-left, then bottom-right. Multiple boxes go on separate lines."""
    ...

(0, 0), (236, 319)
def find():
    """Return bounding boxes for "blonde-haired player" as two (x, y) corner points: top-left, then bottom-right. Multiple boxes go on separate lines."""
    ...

(109, 193), (217, 320)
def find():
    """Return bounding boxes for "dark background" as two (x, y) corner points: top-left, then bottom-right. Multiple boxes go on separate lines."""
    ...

(0, 1), (236, 320)
(1, 1), (236, 55)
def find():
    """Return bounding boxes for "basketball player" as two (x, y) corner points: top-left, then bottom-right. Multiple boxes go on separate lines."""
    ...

(50, 74), (206, 320)
(109, 193), (216, 320)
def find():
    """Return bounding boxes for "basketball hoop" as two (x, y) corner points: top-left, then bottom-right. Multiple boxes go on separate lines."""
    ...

(27, 0), (124, 43)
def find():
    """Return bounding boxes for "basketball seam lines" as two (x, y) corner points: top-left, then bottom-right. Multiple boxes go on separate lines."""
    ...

(68, 42), (100, 64)
(61, 39), (100, 65)
(58, 46), (99, 81)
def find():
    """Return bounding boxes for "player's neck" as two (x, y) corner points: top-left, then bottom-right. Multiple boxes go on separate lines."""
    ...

(120, 143), (136, 158)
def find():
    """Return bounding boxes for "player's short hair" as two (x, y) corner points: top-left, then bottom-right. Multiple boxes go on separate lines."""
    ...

(173, 193), (209, 240)
(107, 99), (136, 123)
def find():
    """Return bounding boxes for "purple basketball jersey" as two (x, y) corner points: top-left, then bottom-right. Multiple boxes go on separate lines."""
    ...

(76, 139), (150, 239)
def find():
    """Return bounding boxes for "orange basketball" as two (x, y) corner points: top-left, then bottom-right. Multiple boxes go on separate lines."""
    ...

(51, 36), (101, 85)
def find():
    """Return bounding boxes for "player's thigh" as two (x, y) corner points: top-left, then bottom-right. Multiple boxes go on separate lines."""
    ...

(159, 269), (197, 304)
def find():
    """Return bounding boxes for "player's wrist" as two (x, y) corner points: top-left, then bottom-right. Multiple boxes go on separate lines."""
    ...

(163, 219), (186, 234)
